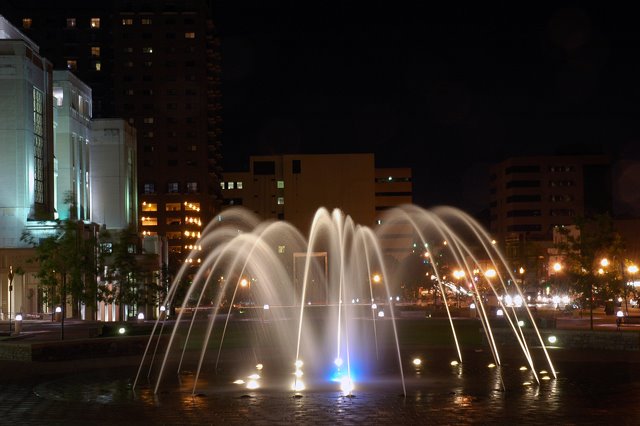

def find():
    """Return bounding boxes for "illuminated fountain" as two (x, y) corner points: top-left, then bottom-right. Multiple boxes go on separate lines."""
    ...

(134, 205), (556, 396)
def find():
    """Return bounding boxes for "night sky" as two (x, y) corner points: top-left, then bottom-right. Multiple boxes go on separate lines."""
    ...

(213, 1), (640, 215)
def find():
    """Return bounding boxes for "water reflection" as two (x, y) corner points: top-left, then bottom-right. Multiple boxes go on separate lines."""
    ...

(23, 351), (640, 425)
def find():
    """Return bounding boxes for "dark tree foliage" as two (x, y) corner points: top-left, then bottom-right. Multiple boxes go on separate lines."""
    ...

(555, 213), (625, 330)
(21, 220), (98, 318)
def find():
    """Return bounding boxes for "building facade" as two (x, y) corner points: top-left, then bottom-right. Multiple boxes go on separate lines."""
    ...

(2, 0), (223, 264)
(489, 154), (612, 282)
(53, 70), (92, 221)
(90, 118), (137, 230)
(221, 154), (414, 259)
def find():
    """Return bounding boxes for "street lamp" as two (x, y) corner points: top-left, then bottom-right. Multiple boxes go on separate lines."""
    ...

(8, 266), (13, 334)
(625, 264), (638, 314)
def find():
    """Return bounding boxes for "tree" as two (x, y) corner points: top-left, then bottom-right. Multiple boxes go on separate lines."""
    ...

(22, 220), (98, 327)
(555, 213), (625, 330)
(98, 225), (163, 319)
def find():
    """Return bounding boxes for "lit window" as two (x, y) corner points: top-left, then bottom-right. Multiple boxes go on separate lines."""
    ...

(278, 245), (286, 254)
(237, 181), (243, 189)
(122, 18), (133, 26)
(141, 202), (157, 212)
(33, 89), (44, 204)
(277, 197), (284, 205)
(186, 182), (198, 193)
(141, 18), (152, 25)
(166, 203), (181, 211)
(141, 217), (158, 226)
(277, 180), (284, 189)
(66, 60), (77, 71)
(185, 202), (200, 211)
(100, 243), (113, 254)
(91, 46), (100, 57)
(90, 18), (100, 29)
(228, 182), (234, 189)
(94, 61), (101, 71)
(66, 18), (76, 28)
(53, 87), (64, 106)
(143, 117), (154, 124)
(220, 182), (225, 190)
(167, 233), (182, 241)
(22, 18), (32, 29)
(143, 47), (153, 54)
(185, 32), (195, 39)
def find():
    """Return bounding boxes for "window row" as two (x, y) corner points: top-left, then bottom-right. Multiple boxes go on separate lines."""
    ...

(140, 216), (202, 226)
(505, 209), (575, 218)
(141, 201), (201, 212)
(129, 117), (199, 125)
(23, 17), (102, 30)
(143, 182), (199, 194)
(220, 181), (243, 190)
(123, 102), (197, 111)
(124, 75), (197, 82)
(143, 145), (199, 153)
(66, 59), (101, 71)
(123, 60), (198, 67)
(120, 17), (196, 26)
(143, 160), (200, 167)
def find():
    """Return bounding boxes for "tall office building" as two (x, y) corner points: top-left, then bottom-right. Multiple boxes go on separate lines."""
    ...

(3, 0), (223, 264)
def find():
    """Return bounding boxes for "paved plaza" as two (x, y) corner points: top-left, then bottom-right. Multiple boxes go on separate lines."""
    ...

(0, 315), (638, 425)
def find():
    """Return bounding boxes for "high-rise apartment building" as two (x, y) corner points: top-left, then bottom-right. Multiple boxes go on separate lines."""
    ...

(3, 0), (223, 264)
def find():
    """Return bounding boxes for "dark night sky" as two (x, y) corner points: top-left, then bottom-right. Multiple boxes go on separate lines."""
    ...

(212, 1), (640, 215)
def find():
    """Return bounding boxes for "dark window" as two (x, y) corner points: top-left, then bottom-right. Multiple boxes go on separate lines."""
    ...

(167, 182), (179, 193)
(507, 210), (541, 217)
(168, 159), (178, 166)
(292, 159), (301, 174)
(254, 161), (276, 175)
(506, 194), (541, 203)
(375, 192), (413, 196)
(507, 224), (542, 232)
(223, 198), (243, 206)
(506, 180), (540, 188)
(505, 165), (540, 174)
(143, 183), (155, 194)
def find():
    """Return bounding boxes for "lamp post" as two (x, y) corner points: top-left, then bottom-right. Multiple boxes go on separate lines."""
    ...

(8, 266), (13, 334)
(453, 270), (465, 308)
(626, 264), (638, 315)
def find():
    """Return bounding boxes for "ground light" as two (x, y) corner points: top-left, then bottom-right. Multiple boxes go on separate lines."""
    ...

(548, 335), (557, 344)
(412, 358), (422, 366)
(118, 327), (126, 335)
(340, 376), (354, 397)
